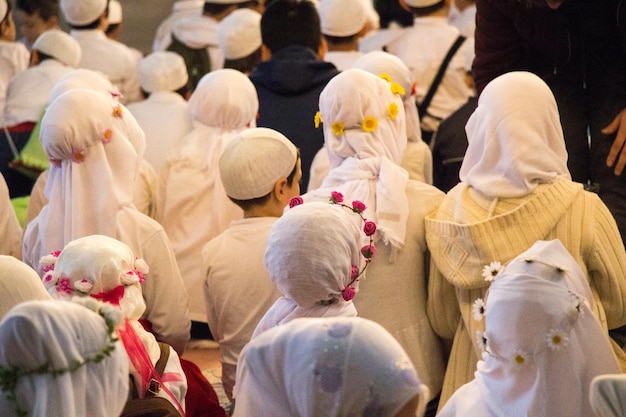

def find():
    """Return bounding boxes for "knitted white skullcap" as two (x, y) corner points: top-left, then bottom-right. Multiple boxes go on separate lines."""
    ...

(217, 8), (261, 60)
(138, 51), (189, 93)
(0, 0), (7, 23)
(317, 0), (368, 37)
(220, 127), (298, 200)
(61, 0), (107, 26)
(107, 0), (122, 25)
(33, 29), (82, 68)
(403, 0), (443, 7)
(205, 0), (252, 4)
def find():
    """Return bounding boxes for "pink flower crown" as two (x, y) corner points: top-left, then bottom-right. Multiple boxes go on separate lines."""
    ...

(289, 191), (376, 302)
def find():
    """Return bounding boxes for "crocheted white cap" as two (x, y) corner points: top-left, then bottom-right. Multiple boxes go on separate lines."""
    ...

(0, 0), (7, 23)
(107, 0), (122, 24)
(32, 29), (82, 68)
(219, 127), (298, 200)
(205, 0), (252, 3)
(318, 0), (368, 37)
(61, 0), (107, 25)
(404, 0), (442, 7)
(217, 8), (261, 60)
(138, 51), (189, 93)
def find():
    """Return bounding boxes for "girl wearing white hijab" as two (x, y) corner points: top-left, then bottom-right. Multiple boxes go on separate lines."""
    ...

(308, 50), (433, 189)
(22, 88), (191, 355)
(235, 316), (429, 417)
(590, 374), (626, 417)
(24, 68), (159, 226)
(438, 239), (621, 417)
(157, 68), (258, 325)
(0, 173), (21, 258)
(303, 68), (446, 407)
(252, 201), (363, 338)
(425, 71), (626, 408)
(45, 234), (187, 414)
(0, 298), (129, 417)
(0, 255), (50, 319)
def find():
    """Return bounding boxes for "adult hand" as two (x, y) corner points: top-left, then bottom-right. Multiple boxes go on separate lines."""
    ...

(604, 108), (626, 175)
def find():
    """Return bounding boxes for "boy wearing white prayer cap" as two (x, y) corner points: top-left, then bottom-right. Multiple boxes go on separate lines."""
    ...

(2, 30), (81, 129)
(127, 51), (193, 173)
(60, 0), (142, 104)
(217, 8), (261, 74)
(201, 126), (301, 404)
(317, 0), (369, 71)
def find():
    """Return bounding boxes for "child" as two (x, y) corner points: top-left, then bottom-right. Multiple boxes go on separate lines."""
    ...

(202, 126), (300, 403)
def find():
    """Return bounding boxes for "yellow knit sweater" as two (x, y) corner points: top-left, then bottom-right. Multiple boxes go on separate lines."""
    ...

(425, 178), (626, 408)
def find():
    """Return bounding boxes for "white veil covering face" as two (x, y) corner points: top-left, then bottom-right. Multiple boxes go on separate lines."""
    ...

(440, 239), (620, 417)
(460, 71), (571, 198)
(0, 299), (128, 417)
(23, 88), (146, 273)
(313, 68), (409, 250)
(253, 202), (362, 337)
(0, 256), (50, 320)
(235, 317), (429, 417)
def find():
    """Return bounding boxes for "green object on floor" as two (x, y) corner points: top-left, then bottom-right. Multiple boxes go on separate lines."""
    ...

(11, 196), (29, 227)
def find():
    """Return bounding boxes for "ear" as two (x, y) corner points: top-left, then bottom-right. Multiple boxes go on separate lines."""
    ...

(318, 37), (328, 59)
(46, 15), (59, 30)
(261, 44), (272, 62)
(398, 0), (411, 12)
(273, 177), (289, 202)
(30, 49), (40, 67)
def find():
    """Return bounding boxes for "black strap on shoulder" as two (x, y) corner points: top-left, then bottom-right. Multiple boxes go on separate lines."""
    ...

(418, 35), (466, 119)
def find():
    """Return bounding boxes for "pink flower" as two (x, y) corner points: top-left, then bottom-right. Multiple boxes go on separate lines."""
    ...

(71, 149), (87, 163)
(126, 270), (146, 284)
(363, 221), (376, 237)
(342, 286), (356, 301)
(330, 191), (344, 204)
(112, 105), (124, 118)
(101, 128), (113, 144)
(361, 245), (376, 259)
(352, 200), (366, 213)
(351, 265), (359, 280)
(56, 277), (74, 295)
(289, 196), (304, 208)
(49, 158), (61, 167)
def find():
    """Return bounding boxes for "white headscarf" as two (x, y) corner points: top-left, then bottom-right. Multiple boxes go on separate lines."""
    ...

(452, 239), (620, 417)
(253, 202), (363, 337)
(0, 299), (128, 417)
(314, 68), (409, 249)
(235, 316), (429, 417)
(460, 71), (570, 197)
(24, 89), (146, 271)
(0, 256), (50, 320)
(590, 374), (626, 417)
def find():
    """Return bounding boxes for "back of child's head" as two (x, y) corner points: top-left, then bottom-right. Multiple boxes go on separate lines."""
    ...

(60, 0), (107, 29)
(16, 0), (60, 19)
(138, 51), (189, 95)
(403, 0), (445, 16)
(32, 29), (81, 67)
(218, 8), (262, 73)
(317, 0), (368, 42)
(261, 0), (321, 54)
(219, 127), (298, 208)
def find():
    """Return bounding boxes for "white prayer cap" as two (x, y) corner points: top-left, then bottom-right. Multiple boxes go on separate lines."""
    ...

(32, 29), (82, 68)
(220, 127), (298, 200)
(217, 8), (261, 60)
(0, 256), (50, 321)
(61, 0), (107, 26)
(138, 51), (189, 93)
(107, 0), (122, 24)
(0, 0), (7, 23)
(317, 0), (367, 37)
(205, 0), (252, 4)
(404, 0), (442, 7)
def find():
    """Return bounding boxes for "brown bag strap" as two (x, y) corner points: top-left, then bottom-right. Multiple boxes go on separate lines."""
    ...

(146, 342), (170, 398)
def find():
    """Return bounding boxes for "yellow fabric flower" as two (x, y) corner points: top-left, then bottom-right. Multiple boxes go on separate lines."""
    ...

(362, 116), (378, 132)
(331, 121), (345, 136)
(388, 103), (399, 120)
(390, 83), (405, 95)
(379, 73), (392, 83)
(314, 111), (321, 128)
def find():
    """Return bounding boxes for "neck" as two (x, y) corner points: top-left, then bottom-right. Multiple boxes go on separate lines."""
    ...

(327, 40), (359, 52)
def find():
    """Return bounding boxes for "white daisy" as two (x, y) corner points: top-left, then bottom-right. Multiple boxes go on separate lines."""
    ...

(482, 261), (503, 282)
(472, 298), (486, 321)
(546, 329), (569, 351)
(476, 330), (487, 352)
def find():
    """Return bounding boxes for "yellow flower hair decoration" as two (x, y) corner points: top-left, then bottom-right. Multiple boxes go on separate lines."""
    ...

(379, 73), (392, 83)
(314, 111), (321, 129)
(331, 121), (345, 136)
(362, 116), (378, 132)
(388, 103), (399, 120)
(390, 83), (405, 96)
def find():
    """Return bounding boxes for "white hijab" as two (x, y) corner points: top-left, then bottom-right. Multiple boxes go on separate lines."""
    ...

(23, 89), (145, 273)
(312, 68), (409, 249)
(0, 299), (128, 417)
(235, 316), (428, 417)
(0, 256), (50, 320)
(460, 71), (570, 197)
(442, 239), (620, 417)
(590, 374), (626, 417)
(253, 202), (363, 338)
